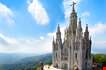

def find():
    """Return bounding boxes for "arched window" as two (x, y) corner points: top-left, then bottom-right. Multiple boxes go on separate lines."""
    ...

(56, 52), (57, 59)
(75, 53), (77, 60)
(63, 48), (68, 60)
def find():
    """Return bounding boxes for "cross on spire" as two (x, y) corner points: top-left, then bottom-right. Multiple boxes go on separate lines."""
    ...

(71, 2), (76, 12)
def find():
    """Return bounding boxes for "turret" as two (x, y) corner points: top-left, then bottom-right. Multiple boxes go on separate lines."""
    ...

(52, 37), (55, 51)
(78, 18), (82, 32)
(57, 24), (60, 33)
(84, 24), (89, 40)
(76, 18), (82, 38)
(56, 24), (62, 40)
(56, 24), (62, 49)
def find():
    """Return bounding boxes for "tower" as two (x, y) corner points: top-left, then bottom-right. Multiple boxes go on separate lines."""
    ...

(53, 24), (63, 68)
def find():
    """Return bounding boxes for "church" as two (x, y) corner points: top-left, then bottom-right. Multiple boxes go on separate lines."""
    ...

(52, 2), (92, 70)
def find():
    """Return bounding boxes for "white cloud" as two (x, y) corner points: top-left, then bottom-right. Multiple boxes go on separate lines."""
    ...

(92, 40), (106, 54)
(95, 40), (106, 46)
(40, 36), (44, 40)
(48, 23), (66, 41)
(89, 22), (106, 35)
(81, 11), (90, 17)
(0, 3), (15, 25)
(88, 22), (106, 54)
(0, 33), (52, 54)
(27, 0), (49, 25)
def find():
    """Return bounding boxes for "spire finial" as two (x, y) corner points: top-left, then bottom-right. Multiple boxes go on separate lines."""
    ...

(71, 1), (76, 12)
(86, 24), (88, 27)
(85, 24), (88, 32)
(57, 24), (60, 32)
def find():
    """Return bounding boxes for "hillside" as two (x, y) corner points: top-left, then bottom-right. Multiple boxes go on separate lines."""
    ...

(0, 53), (52, 70)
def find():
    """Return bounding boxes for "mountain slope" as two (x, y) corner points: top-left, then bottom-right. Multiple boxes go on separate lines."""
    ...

(0, 53), (52, 70)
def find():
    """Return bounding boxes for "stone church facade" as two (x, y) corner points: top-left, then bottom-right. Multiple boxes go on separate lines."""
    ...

(52, 2), (92, 70)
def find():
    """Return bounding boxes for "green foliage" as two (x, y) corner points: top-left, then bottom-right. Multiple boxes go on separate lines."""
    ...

(34, 56), (52, 70)
(34, 64), (40, 70)
(93, 54), (106, 63)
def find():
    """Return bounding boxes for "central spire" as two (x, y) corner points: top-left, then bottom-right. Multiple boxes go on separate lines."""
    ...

(69, 1), (77, 35)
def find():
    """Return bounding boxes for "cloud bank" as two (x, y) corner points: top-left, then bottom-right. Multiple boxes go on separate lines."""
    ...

(0, 33), (52, 54)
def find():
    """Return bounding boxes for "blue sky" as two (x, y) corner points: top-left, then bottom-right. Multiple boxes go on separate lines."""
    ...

(0, 0), (106, 54)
